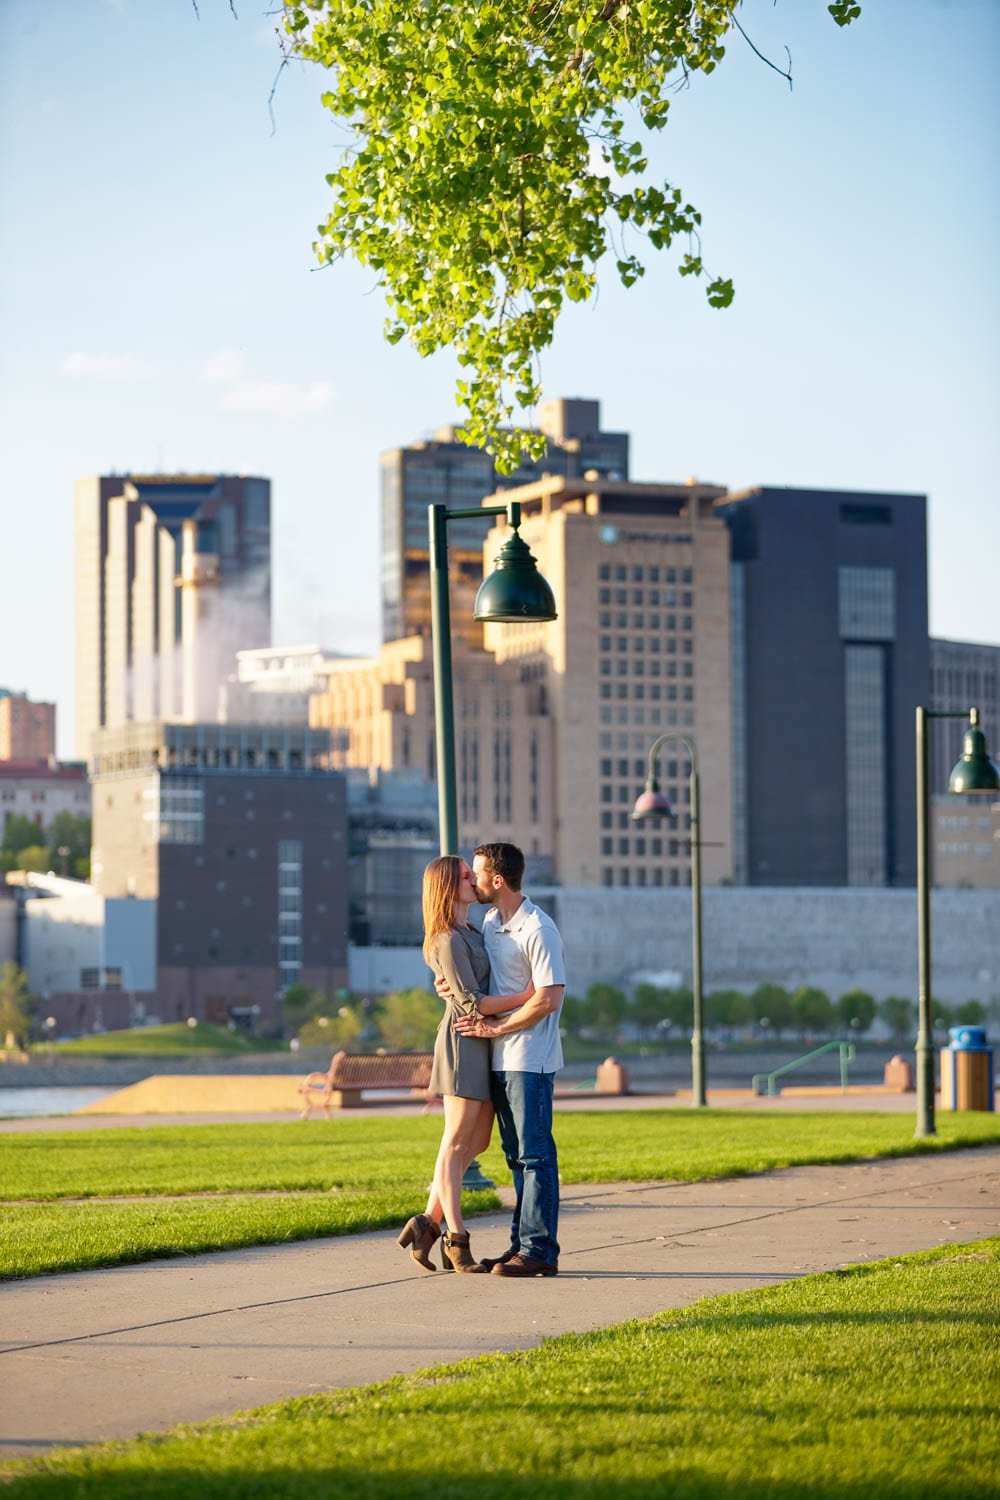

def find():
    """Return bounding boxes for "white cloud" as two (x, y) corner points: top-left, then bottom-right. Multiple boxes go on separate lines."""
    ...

(200, 350), (246, 383)
(217, 380), (335, 417)
(61, 351), (153, 379)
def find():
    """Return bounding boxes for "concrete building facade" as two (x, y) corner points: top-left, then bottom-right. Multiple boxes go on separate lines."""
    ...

(0, 692), (56, 762)
(380, 397), (629, 647)
(90, 722), (348, 1028)
(75, 474), (271, 761)
(719, 486), (929, 888)
(482, 474), (733, 888)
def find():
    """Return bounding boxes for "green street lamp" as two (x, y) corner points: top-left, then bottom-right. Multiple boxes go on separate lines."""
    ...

(631, 732), (707, 1108)
(915, 705), (998, 1138)
(428, 498), (556, 1194)
(429, 498), (556, 855)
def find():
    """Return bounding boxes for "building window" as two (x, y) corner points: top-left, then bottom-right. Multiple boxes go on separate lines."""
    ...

(278, 839), (303, 991)
(143, 779), (204, 844)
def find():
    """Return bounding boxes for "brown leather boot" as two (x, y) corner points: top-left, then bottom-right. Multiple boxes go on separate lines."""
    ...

(396, 1213), (441, 1272)
(441, 1230), (487, 1273)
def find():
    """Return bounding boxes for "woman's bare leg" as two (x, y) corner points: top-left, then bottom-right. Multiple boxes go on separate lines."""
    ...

(423, 1097), (493, 1232)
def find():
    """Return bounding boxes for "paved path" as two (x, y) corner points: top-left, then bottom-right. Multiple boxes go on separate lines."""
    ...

(1, 1146), (997, 1461)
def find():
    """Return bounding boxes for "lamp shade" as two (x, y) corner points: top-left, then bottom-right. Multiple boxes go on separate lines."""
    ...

(948, 714), (1000, 795)
(631, 786), (675, 822)
(473, 529), (557, 623)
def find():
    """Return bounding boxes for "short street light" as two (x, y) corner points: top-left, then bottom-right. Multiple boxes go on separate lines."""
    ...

(632, 732), (707, 1108)
(429, 498), (556, 855)
(915, 705), (998, 1138)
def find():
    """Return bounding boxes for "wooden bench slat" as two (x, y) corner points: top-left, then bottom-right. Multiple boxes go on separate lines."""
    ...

(298, 1050), (434, 1117)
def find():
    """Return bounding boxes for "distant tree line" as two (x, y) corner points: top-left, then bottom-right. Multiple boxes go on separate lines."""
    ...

(280, 979), (994, 1055)
(0, 813), (91, 880)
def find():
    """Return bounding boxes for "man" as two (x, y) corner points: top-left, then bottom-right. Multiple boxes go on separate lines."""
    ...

(452, 841), (566, 1277)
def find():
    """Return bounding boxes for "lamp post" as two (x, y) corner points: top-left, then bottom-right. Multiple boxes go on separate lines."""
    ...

(428, 498), (557, 854)
(428, 498), (557, 1192)
(631, 733), (706, 1108)
(915, 705), (998, 1138)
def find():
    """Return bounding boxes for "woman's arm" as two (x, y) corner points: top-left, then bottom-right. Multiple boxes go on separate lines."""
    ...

(435, 933), (486, 1021)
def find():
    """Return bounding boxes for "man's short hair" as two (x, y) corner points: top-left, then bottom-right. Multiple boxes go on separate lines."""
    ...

(473, 842), (524, 891)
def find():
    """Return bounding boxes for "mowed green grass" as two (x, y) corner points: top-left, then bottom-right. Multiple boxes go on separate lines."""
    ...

(45, 1022), (285, 1057)
(3, 1110), (999, 1279)
(3, 1239), (997, 1497)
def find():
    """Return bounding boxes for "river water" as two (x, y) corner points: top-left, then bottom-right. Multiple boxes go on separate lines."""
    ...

(0, 1088), (115, 1118)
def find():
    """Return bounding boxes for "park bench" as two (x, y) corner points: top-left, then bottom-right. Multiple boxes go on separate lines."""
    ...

(298, 1049), (434, 1117)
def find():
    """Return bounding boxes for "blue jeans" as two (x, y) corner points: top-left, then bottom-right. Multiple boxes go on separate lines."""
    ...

(490, 1070), (559, 1265)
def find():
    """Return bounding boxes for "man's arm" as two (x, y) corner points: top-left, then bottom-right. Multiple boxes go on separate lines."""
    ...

(454, 985), (564, 1039)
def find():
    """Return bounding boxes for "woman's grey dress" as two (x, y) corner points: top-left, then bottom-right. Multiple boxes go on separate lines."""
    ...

(428, 926), (492, 1101)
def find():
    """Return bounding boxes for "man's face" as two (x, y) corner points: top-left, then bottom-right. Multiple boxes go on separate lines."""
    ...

(471, 854), (499, 906)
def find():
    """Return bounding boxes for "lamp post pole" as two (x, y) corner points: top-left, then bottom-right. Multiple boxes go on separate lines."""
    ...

(428, 499), (534, 855)
(632, 732), (706, 1108)
(914, 705), (999, 1140)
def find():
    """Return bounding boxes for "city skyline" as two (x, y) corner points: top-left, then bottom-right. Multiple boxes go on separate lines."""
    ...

(2, 1), (997, 759)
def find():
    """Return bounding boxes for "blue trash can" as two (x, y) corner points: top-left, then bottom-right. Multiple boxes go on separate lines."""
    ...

(940, 1025), (995, 1112)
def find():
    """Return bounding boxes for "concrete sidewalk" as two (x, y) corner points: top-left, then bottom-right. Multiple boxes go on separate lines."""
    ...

(1, 1146), (997, 1461)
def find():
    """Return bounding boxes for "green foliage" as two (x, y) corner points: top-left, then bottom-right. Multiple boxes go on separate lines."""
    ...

(750, 981), (792, 1030)
(629, 981), (667, 1037)
(13, 844), (48, 873)
(790, 985), (834, 1035)
(706, 987), (750, 1028)
(374, 986), (441, 1050)
(0, 960), (35, 1049)
(880, 995), (914, 1044)
(836, 987), (876, 1035)
(284, 0), (859, 469)
(298, 1005), (364, 1050)
(46, 811), (91, 877)
(954, 999), (986, 1026)
(583, 980), (627, 1035)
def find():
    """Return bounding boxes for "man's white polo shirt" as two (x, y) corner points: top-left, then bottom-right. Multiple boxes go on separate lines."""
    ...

(482, 895), (566, 1074)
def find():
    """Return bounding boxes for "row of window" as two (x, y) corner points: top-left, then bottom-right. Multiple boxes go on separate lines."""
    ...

(601, 809), (692, 831)
(600, 629), (694, 652)
(599, 707), (695, 730)
(598, 564), (693, 584)
(600, 661), (694, 679)
(602, 868), (691, 887)
(600, 683), (694, 703)
(599, 587), (693, 608)
(598, 611), (691, 632)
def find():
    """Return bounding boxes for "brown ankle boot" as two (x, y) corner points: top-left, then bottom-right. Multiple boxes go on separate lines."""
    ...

(441, 1230), (487, 1273)
(396, 1214), (441, 1272)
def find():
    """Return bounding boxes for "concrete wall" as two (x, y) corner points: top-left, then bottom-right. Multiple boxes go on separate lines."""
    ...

(539, 886), (1000, 1004)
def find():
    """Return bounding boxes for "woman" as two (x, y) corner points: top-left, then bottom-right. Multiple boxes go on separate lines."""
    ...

(396, 855), (530, 1274)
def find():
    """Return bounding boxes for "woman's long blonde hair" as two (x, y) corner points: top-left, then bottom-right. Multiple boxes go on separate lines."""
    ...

(422, 855), (464, 966)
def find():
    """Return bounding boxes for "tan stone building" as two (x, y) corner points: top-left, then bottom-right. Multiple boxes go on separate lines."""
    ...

(310, 636), (556, 876)
(312, 473), (733, 889)
(481, 474), (733, 888)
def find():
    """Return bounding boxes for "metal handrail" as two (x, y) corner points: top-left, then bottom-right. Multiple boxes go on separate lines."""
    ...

(752, 1040), (856, 1097)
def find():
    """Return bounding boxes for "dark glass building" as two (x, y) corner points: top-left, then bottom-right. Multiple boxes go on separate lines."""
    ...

(719, 486), (929, 887)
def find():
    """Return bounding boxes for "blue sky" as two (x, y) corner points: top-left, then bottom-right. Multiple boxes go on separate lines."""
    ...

(1, 0), (997, 759)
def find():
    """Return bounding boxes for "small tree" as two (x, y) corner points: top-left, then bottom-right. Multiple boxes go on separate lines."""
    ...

(583, 982), (627, 1038)
(46, 812), (92, 879)
(560, 993), (585, 1036)
(751, 983), (792, 1034)
(281, 982), (321, 1037)
(375, 987), (441, 1050)
(299, 1005), (364, 1050)
(836, 988), (876, 1036)
(790, 986), (834, 1038)
(15, 845), (50, 874)
(0, 961), (35, 1050)
(662, 986), (694, 1035)
(953, 999), (986, 1026)
(629, 982), (667, 1041)
(880, 996), (914, 1046)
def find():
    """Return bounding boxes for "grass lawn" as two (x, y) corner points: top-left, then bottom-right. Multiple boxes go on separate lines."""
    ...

(2, 1110), (999, 1280)
(2, 1237), (997, 1497)
(42, 1021), (287, 1057)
